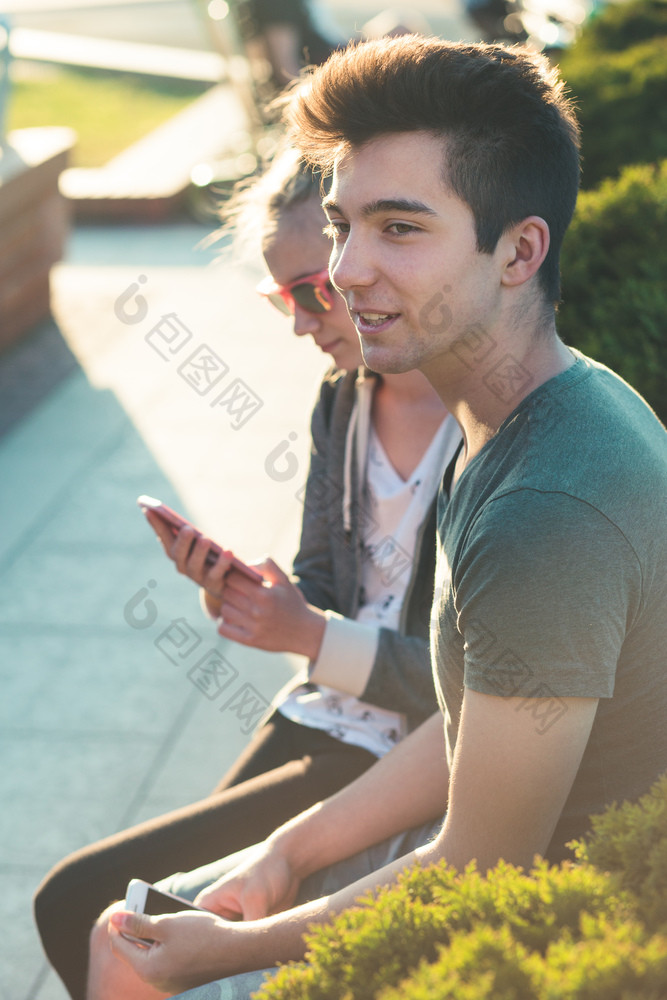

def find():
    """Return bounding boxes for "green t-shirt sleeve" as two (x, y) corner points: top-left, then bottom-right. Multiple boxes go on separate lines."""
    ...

(454, 490), (642, 700)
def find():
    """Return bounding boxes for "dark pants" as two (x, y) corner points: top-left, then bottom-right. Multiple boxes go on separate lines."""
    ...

(33, 713), (376, 1000)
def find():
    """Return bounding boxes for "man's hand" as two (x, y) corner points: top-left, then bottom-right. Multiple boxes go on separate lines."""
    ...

(216, 557), (326, 660)
(194, 842), (301, 920)
(108, 909), (249, 994)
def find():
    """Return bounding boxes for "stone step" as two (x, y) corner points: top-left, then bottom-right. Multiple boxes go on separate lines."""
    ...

(9, 26), (226, 82)
(59, 81), (255, 221)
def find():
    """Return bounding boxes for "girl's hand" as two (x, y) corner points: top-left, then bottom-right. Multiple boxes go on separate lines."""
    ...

(145, 508), (249, 613)
(217, 558), (326, 660)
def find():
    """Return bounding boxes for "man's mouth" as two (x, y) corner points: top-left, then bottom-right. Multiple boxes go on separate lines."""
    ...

(355, 311), (399, 331)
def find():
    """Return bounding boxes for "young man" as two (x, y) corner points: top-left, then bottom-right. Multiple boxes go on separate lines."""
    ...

(94, 36), (667, 998)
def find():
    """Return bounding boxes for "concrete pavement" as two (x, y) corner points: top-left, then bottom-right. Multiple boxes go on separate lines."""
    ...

(0, 5), (478, 994)
(0, 218), (329, 999)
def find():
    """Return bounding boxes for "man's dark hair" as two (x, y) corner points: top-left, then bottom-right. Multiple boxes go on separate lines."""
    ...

(286, 36), (581, 304)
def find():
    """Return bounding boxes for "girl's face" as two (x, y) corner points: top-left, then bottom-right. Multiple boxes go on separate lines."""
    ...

(262, 195), (363, 371)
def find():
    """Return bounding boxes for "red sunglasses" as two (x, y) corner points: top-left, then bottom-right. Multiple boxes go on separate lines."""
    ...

(256, 268), (335, 316)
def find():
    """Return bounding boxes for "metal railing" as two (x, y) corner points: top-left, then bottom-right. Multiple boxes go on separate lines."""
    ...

(190, 0), (266, 134)
(0, 15), (12, 144)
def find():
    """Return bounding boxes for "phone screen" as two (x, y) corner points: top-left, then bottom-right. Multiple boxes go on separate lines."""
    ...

(143, 887), (201, 915)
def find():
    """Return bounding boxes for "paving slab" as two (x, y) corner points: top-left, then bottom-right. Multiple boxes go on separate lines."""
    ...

(0, 6), (480, 994)
(0, 220), (327, 999)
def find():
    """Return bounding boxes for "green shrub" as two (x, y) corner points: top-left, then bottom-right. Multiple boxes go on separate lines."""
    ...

(572, 773), (667, 930)
(256, 862), (638, 999)
(379, 925), (536, 1000)
(256, 774), (667, 1000)
(558, 159), (667, 423)
(558, 36), (667, 187)
(381, 919), (667, 1000)
(569, 0), (667, 53)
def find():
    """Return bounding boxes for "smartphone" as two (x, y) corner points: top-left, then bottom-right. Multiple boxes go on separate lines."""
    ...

(137, 495), (262, 583)
(124, 878), (203, 916)
(120, 878), (203, 947)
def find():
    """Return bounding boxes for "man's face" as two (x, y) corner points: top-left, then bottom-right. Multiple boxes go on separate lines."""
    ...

(323, 131), (506, 381)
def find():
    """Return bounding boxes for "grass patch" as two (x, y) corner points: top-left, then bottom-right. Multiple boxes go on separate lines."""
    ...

(7, 64), (209, 166)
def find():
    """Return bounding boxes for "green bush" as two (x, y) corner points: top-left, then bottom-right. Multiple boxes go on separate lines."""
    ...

(558, 159), (667, 423)
(573, 772), (667, 930)
(570, 0), (667, 53)
(381, 919), (667, 1000)
(558, 36), (667, 188)
(256, 774), (667, 1000)
(257, 862), (638, 1000)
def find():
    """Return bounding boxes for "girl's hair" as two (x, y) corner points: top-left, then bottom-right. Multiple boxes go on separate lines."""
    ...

(220, 143), (326, 260)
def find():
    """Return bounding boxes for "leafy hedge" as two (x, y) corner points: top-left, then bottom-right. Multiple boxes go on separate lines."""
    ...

(558, 159), (667, 423)
(559, 35), (667, 188)
(567, 0), (667, 53)
(256, 775), (667, 1000)
(573, 773), (667, 930)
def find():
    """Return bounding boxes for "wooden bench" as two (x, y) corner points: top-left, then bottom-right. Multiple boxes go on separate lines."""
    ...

(0, 126), (74, 352)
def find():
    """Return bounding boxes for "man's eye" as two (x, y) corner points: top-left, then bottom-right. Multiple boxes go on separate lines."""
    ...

(323, 221), (349, 240)
(388, 222), (417, 235)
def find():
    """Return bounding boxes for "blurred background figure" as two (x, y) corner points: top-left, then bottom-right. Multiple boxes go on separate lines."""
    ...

(460, 0), (591, 50)
(234, 0), (346, 92)
(360, 7), (433, 37)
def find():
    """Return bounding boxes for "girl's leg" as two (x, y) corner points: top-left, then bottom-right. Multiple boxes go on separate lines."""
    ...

(212, 711), (357, 791)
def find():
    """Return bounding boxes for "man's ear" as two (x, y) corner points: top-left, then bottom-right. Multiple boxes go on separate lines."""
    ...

(500, 216), (550, 287)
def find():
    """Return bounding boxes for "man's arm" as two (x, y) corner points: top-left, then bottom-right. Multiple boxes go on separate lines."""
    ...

(197, 687), (597, 936)
(198, 683), (597, 925)
(195, 710), (448, 919)
(269, 688), (599, 910)
(432, 688), (599, 871)
(270, 709), (448, 876)
(109, 690), (598, 993)
(242, 688), (599, 924)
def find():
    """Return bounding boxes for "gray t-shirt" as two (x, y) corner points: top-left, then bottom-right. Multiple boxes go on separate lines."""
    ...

(431, 353), (667, 860)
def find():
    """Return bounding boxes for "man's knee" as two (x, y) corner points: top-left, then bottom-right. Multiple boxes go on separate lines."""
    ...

(34, 844), (97, 933)
(33, 858), (75, 945)
(90, 900), (123, 947)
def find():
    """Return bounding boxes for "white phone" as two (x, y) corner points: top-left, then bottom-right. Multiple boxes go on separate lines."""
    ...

(121, 878), (203, 946)
(125, 878), (203, 915)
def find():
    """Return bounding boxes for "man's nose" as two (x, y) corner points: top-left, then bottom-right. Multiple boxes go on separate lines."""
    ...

(330, 236), (375, 293)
